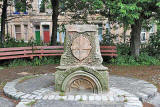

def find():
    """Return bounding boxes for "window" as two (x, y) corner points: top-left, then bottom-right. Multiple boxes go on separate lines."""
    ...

(57, 26), (66, 43)
(141, 32), (146, 42)
(150, 24), (155, 33)
(15, 25), (21, 40)
(149, 24), (155, 37)
(24, 25), (28, 42)
(57, 27), (60, 42)
(141, 28), (146, 42)
(98, 24), (103, 41)
(14, 0), (27, 12)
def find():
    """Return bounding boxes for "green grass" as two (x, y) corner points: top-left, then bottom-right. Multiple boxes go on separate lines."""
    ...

(0, 66), (4, 70)
(0, 81), (7, 90)
(79, 98), (83, 101)
(7, 56), (60, 67)
(124, 99), (128, 102)
(25, 100), (37, 106)
(59, 91), (65, 96)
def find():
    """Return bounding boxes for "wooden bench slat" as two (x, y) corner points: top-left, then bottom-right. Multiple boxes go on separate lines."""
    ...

(100, 46), (116, 49)
(101, 54), (118, 56)
(0, 46), (117, 60)
(0, 47), (32, 52)
(101, 50), (117, 53)
(0, 51), (34, 56)
(34, 46), (64, 49)
(33, 50), (64, 54)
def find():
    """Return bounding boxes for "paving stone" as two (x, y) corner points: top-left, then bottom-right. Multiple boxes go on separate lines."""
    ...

(42, 95), (49, 100)
(82, 95), (88, 101)
(67, 95), (74, 101)
(149, 93), (160, 107)
(61, 96), (67, 100)
(35, 95), (43, 100)
(54, 95), (62, 100)
(89, 96), (94, 101)
(75, 95), (81, 101)
(28, 95), (37, 99)
(0, 97), (14, 107)
(101, 95), (107, 101)
(48, 95), (55, 100)
(95, 95), (101, 101)
(4, 74), (155, 107)
(125, 102), (143, 107)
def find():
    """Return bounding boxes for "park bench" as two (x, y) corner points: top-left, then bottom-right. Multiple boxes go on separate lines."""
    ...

(0, 46), (117, 60)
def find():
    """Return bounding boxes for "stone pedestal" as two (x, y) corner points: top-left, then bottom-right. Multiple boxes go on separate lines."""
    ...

(55, 25), (109, 94)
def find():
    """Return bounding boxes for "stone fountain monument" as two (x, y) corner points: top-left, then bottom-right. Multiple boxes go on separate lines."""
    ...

(55, 25), (109, 94)
(3, 24), (143, 106)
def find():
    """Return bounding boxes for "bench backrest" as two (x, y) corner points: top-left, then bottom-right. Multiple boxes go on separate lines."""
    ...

(0, 46), (117, 60)
(100, 46), (117, 57)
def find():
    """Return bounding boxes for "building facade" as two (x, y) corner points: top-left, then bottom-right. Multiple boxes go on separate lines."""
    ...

(0, 0), (157, 45)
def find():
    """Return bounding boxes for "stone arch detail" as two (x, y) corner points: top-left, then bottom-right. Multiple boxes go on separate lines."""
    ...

(60, 66), (108, 93)
(61, 70), (102, 93)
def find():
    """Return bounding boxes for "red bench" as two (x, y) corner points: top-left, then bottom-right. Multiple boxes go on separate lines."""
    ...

(0, 46), (117, 60)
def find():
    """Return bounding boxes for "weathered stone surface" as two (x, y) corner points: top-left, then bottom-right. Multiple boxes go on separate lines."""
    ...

(55, 25), (109, 94)
(71, 36), (92, 61)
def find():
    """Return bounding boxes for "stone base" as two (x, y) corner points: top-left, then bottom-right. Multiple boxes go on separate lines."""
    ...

(55, 65), (109, 94)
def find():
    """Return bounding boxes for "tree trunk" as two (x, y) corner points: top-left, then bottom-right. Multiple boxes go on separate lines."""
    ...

(0, 0), (7, 47)
(130, 19), (142, 58)
(50, 0), (59, 45)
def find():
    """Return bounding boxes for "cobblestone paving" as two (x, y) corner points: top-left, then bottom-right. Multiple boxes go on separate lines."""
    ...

(33, 100), (124, 107)
(4, 74), (159, 107)
(149, 93), (160, 107)
(110, 75), (157, 102)
(0, 97), (14, 107)
(15, 74), (54, 94)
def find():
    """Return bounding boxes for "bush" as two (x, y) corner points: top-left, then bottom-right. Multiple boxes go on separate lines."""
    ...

(2, 36), (46, 48)
(8, 56), (61, 67)
(112, 53), (160, 65)
(116, 43), (130, 55)
(142, 33), (160, 59)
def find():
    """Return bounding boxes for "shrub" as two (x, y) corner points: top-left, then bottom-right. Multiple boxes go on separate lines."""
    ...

(3, 36), (46, 48)
(142, 33), (160, 59)
(112, 53), (160, 65)
(8, 56), (61, 67)
(116, 43), (130, 55)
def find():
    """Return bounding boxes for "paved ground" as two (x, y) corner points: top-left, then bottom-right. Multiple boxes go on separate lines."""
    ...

(0, 97), (14, 107)
(2, 74), (159, 107)
(15, 74), (54, 94)
(149, 93), (160, 107)
(33, 100), (124, 107)
(15, 74), (157, 102)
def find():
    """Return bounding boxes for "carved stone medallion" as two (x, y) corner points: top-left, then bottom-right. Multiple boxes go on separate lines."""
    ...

(71, 36), (92, 61)
(68, 76), (97, 93)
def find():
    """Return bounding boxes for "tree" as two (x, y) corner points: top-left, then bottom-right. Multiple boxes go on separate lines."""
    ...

(0, 0), (32, 47)
(80, 0), (160, 57)
(40, 0), (48, 12)
(0, 0), (8, 47)
(50, 0), (59, 45)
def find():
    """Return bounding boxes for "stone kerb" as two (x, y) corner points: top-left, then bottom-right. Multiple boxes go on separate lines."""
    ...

(3, 74), (143, 107)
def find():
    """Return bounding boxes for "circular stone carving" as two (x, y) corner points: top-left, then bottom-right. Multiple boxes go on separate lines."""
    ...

(71, 36), (92, 61)
(68, 76), (97, 93)
(61, 70), (102, 94)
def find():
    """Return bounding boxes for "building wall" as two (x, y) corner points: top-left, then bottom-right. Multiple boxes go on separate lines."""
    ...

(1, 0), (157, 45)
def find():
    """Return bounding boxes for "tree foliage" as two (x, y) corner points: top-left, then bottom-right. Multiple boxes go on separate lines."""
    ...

(80, 0), (160, 57)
